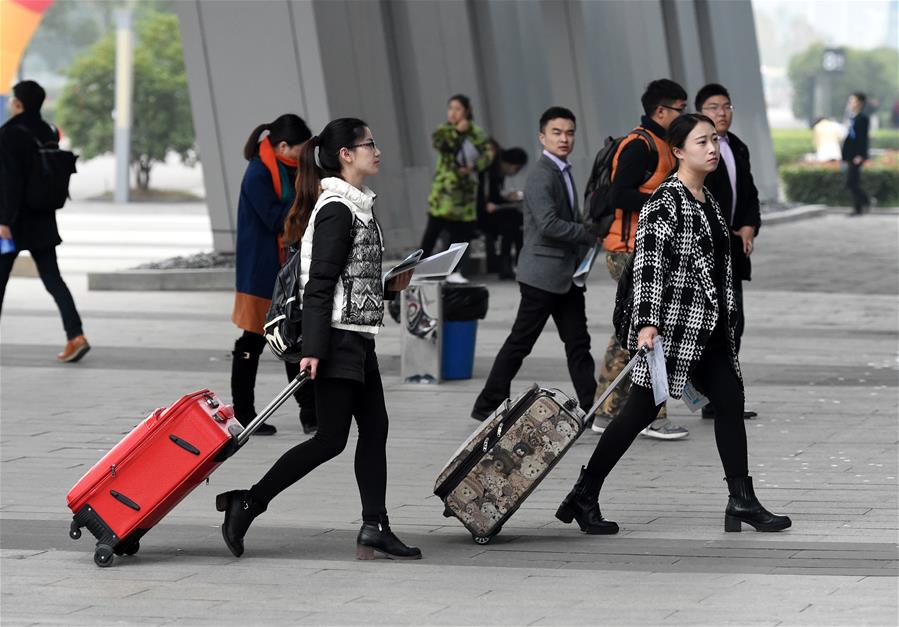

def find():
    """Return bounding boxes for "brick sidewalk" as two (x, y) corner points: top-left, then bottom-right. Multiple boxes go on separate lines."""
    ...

(1, 213), (896, 625)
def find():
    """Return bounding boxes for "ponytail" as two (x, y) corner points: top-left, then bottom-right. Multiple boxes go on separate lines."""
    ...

(283, 136), (322, 244)
(243, 123), (270, 160)
(282, 118), (369, 243)
(242, 114), (312, 161)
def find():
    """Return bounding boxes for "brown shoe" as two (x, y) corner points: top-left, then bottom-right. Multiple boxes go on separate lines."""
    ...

(58, 335), (90, 363)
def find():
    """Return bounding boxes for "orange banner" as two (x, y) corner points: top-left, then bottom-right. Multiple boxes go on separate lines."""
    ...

(1, 0), (54, 92)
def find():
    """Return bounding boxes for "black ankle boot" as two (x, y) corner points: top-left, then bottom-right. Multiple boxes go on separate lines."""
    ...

(356, 516), (422, 560)
(555, 466), (619, 534)
(724, 476), (791, 532)
(215, 490), (266, 557)
(231, 340), (276, 435)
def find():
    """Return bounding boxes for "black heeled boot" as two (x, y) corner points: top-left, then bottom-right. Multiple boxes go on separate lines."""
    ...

(356, 515), (422, 560)
(724, 476), (792, 532)
(231, 339), (276, 435)
(215, 490), (267, 557)
(555, 466), (619, 534)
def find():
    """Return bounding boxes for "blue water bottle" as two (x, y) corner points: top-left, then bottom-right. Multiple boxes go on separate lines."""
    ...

(0, 236), (16, 255)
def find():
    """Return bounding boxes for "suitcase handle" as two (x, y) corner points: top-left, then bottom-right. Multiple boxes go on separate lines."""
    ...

(235, 370), (309, 448)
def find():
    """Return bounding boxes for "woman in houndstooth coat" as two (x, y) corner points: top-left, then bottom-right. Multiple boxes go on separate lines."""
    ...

(556, 114), (791, 536)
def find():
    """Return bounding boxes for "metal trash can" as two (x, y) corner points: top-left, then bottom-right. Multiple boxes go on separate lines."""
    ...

(400, 282), (488, 383)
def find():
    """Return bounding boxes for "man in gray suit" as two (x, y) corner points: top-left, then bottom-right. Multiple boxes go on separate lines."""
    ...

(472, 107), (599, 420)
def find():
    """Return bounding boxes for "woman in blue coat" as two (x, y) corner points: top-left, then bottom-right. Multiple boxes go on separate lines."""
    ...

(232, 114), (313, 435)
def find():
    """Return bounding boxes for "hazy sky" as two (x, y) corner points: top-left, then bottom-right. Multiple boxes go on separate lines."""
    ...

(753, 0), (897, 64)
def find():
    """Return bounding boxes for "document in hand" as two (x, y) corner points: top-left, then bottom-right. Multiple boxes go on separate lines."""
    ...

(410, 242), (469, 280)
(572, 243), (600, 288)
(383, 249), (424, 282)
(646, 335), (669, 405)
(681, 381), (710, 412)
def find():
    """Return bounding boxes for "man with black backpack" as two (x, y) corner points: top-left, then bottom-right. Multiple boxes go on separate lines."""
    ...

(0, 80), (89, 363)
(588, 79), (689, 440)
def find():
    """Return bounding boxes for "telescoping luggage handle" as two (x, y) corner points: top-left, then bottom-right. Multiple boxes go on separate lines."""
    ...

(236, 370), (310, 447)
(583, 346), (648, 425)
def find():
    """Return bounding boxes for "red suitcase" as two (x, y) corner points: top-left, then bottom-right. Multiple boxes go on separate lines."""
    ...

(66, 373), (306, 567)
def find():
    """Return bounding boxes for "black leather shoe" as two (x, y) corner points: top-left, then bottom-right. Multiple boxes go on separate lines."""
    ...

(252, 423), (278, 436)
(702, 407), (757, 420)
(724, 476), (791, 532)
(555, 466), (619, 534)
(356, 516), (422, 560)
(215, 490), (266, 557)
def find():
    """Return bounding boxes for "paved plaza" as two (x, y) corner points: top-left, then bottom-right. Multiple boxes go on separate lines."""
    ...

(1, 210), (897, 625)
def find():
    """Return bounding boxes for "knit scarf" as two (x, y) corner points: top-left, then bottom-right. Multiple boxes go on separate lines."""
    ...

(258, 137), (298, 265)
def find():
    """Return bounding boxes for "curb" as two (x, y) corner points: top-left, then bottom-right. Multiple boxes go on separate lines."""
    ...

(88, 268), (233, 291)
(86, 204), (835, 292)
(762, 204), (829, 225)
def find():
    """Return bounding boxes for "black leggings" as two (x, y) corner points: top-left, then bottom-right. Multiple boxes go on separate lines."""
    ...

(235, 330), (315, 414)
(249, 372), (389, 520)
(585, 340), (749, 481)
(0, 247), (83, 339)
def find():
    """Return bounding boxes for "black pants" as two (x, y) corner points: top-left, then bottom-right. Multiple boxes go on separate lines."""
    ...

(846, 161), (868, 214)
(584, 338), (748, 481)
(0, 247), (83, 339)
(234, 330), (315, 419)
(733, 277), (745, 355)
(481, 210), (523, 273)
(420, 215), (476, 258)
(474, 282), (596, 415)
(249, 370), (389, 520)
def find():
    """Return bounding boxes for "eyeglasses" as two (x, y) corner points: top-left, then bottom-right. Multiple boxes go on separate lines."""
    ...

(702, 104), (735, 113)
(351, 140), (378, 151)
(661, 104), (687, 114)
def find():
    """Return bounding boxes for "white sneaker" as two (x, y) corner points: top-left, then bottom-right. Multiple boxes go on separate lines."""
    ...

(640, 418), (689, 440)
(591, 415), (613, 434)
(445, 272), (469, 284)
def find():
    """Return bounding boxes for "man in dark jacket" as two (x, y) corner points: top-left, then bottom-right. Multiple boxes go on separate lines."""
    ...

(0, 80), (89, 362)
(471, 107), (598, 421)
(842, 92), (870, 215)
(696, 83), (760, 419)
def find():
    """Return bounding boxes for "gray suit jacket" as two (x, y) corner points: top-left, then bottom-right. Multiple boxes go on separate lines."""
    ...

(516, 154), (594, 294)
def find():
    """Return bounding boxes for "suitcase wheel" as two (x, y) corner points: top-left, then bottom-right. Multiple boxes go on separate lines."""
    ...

(94, 544), (114, 568)
(69, 522), (82, 541)
(442, 506), (454, 518)
(472, 528), (500, 545)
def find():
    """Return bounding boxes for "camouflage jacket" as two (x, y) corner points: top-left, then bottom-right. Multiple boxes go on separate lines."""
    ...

(427, 122), (491, 222)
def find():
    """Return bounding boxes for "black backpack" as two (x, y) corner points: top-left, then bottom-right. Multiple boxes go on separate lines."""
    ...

(26, 126), (78, 210)
(612, 253), (636, 348)
(582, 129), (657, 240)
(263, 247), (304, 362)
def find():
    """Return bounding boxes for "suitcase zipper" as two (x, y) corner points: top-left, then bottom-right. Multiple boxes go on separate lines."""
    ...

(435, 387), (541, 499)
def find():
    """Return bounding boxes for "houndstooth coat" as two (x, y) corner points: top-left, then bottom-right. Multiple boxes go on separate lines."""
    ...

(628, 174), (742, 398)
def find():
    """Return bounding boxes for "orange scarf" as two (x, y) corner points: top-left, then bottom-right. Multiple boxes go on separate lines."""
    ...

(257, 137), (298, 264)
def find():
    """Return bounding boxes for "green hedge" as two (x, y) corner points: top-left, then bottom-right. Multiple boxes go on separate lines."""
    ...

(772, 129), (899, 166)
(781, 159), (899, 206)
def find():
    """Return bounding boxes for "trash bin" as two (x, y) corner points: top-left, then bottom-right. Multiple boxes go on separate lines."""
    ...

(441, 284), (489, 380)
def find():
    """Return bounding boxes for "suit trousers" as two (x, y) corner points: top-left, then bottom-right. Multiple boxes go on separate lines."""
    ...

(473, 282), (596, 416)
(846, 161), (868, 214)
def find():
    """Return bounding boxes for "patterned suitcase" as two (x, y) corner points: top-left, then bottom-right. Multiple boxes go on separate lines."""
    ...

(434, 348), (646, 544)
